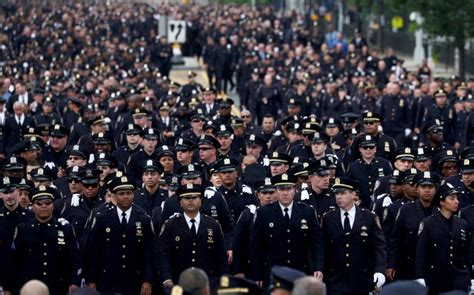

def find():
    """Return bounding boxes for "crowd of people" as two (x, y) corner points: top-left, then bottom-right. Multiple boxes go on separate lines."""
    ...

(1, 1), (474, 295)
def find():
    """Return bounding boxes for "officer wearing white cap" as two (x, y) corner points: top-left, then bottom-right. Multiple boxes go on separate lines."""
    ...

(251, 173), (324, 286)
(158, 183), (228, 288)
(4, 185), (81, 295)
(84, 175), (155, 295)
(322, 177), (387, 294)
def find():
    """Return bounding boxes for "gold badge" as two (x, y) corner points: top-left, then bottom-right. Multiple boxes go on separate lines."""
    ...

(399, 99), (404, 107)
(58, 230), (64, 237)
(361, 226), (367, 231)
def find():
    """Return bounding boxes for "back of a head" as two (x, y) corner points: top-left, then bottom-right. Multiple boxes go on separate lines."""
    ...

(20, 280), (50, 295)
(381, 281), (427, 295)
(179, 267), (210, 295)
(292, 276), (326, 295)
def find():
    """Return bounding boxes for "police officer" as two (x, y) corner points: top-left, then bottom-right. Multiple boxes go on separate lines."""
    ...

(346, 135), (393, 208)
(423, 89), (457, 146)
(453, 158), (474, 209)
(85, 175), (155, 295)
(42, 124), (69, 170)
(133, 159), (168, 215)
(127, 128), (160, 183)
(415, 182), (471, 294)
(233, 177), (276, 277)
(321, 177), (387, 295)
(113, 123), (144, 166)
(5, 186), (81, 295)
(296, 158), (337, 221)
(356, 112), (397, 160)
(251, 173), (324, 286)
(57, 168), (104, 240)
(373, 148), (414, 196)
(158, 183), (228, 288)
(387, 171), (440, 281)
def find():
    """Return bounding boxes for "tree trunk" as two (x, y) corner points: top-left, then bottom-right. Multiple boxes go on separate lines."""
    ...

(457, 42), (465, 80)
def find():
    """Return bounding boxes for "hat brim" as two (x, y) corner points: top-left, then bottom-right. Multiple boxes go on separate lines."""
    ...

(182, 173), (201, 179)
(461, 168), (474, 174)
(218, 167), (237, 173)
(81, 178), (100, 185)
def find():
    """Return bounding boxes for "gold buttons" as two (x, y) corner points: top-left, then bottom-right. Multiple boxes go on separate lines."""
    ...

(345, 244), (349, 248)
(43, 272), (47, 276)
(346, 263), (350, 267)
(287, 229), (290, 233)
(345, 253), (349, 257)
(122, 234), (126, 238)
(43, 262), (47, 266)
(122, 265), (126, 268)
(287, 260), (291, 264)
(192, 250), (196, 254)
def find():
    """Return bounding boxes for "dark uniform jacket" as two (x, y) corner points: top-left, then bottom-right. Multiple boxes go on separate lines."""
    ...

(232, 205), (257, 275)
(321, 207), (386, 294)
(459, 205), (474, 279)
(388, 200), (435, 280)
(219, 182), (259, 222)
(250, 202), (324, 283)
(85, 206), (155, 295)
(416, 210), (471, 293)
(296, 186), (337, 222)
(158, 213), (228, 283)
(6, 217), (81, 295)
(133, 187), (168, 215)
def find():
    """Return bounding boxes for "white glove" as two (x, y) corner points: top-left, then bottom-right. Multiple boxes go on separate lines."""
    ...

(471, 280), (474, 290)
(71, 194), (80, 207)
(373, 272), (385, 288)
(415, 278), (426, 287)
(404, 128), (411, 137)
(242, 185), (252, 194)
(382, 196), (392, 208)
(58, 218), (69, 226)
(301, 190), (310, 201)
(204, 188), (216, 199)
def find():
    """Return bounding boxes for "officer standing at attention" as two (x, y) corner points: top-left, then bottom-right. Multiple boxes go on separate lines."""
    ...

(159, 183), (228, 289)
(5, 186), (81, 295)
(321, 177), (386, 295)
(250, 173), (324, 287)
(415, 182), (471, 294)
(85, 175), (155, 295)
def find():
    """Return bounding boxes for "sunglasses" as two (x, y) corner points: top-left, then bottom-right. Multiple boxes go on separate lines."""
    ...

(442, 164), (458, 170)
(68, 178), (81, 183)
(83, 183), (99, 188)
(199, 147), (213, 151)
(127, 132), (141, 136)
(241, 115), (250, 118)
(51, 135), (65, 139)
(364, 121), (376, 126)
(192, 119), (204, 123)
(361, 146), (376, 150)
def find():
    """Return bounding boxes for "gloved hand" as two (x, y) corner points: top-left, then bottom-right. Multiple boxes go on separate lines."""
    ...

(415, 278), (426, 287)
(58, 218), (70, 226)
(373, 272), (385, 288)
(71, 194), (80, 207)
(404, 128), (411, 137)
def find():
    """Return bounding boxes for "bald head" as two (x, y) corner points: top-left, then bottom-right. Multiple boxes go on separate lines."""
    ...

(20, 280), (50, 295)
(292, 277), (326, 295)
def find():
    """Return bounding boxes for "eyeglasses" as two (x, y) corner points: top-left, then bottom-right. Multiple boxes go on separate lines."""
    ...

(51, 135), (65, 139)
(192, 119), (204, 123)
(364, 121), (376, 126)
(83, 183), (99, 188)
(34, 201), (53, 207)
(241, 115), (250, 118)
(68, 178), (81, 183)
(361, 146), (375, 150)
(199, 147), (213, 151)
(126, 132), (140, 136)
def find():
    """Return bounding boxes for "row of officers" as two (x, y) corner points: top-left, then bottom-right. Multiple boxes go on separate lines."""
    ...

(1, 153), (474, 295)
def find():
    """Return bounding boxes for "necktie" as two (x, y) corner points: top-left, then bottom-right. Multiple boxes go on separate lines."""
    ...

(284, 208), (290, 224)
(16, 116), (21, 125)
(121, 212), (127, 229)
(190, 219), (197, 239)
(344, 212), (351, 234)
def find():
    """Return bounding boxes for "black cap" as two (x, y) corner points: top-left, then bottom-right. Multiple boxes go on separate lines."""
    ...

(311, 132), (330, 143)
(214, 124), (234, 137)
(269, 152), (292, 165)
(176, 183), (204, 199)
(270, 266), (306, 292)
(96, 153), (118, 168)
(11, 139), (41, 155)
(358, 134), (377, 147)
(287, 98), (301, 108)
(30, 185), (60, 202)
(177, 164), (203, 179)
(393, 147), (415, 162)
(380, 281), (427, 295)
(198, 135), (221, 149)
(388, 169), (404, 185)
(217, 98), (234, 108)
(79, 169), (102, 185)
(435, 149), (459, 167)
(109, 175), (135, 193)
(332, 177), (358, 192)
(461, 158), (474, 173)
(422, 119), (443, 134)
(415, 146), (431, 161)
(190, 109), (206, 121)
(215, 158), (239, 173)
(203, 120), (217, 133)
(433, 89), (447, 97)
(67, 145), (88, 159)
(308, 159), (330, 176)
(401, 168), (419, 185)
(49, 124), (69, 137)
(434, 182), (458, 204)
(286, 121), (302, 133)
(217, 275), (260, 294)
(342, 128), (358, 140)
(175, 137), (196, 152)
(124, 123), (144, 136)
(341, 112), (360, 124)
(30, 167), (55, 181)
(91, 115), (107, 125)
(131, 108), (149, 118)
(271, 173), (297, 187)
(143, 128), (160, 140)
(0, 176), (20, 193)
(324, 117), (341, 128)
(66, 166), (86, 180)
(255, 177), (276, 193)
(2, 156), (27, 171)
(142, 159), (164, 173)
(202, 87), (217, 94)
(362, 111), (383, 122)
(92, 132), (112, 145)
(246, 134), (266, 147)
(414, 171), (440, 186)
